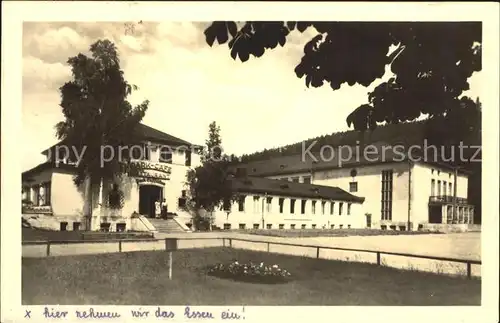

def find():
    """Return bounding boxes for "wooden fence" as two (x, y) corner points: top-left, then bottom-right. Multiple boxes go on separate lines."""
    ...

(22, 237), (481, 279)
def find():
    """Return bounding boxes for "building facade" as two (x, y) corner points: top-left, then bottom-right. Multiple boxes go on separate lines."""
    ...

(22, 124), (202, 232)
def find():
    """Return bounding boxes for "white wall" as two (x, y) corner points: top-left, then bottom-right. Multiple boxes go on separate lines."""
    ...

(212, 193), (364, 230)
(312, 162), (410, 228)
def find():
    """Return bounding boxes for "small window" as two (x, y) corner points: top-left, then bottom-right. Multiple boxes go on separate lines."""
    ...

(330, 224), (335, 229)
(399, 225), (406, 231)
(290, 224), (296, 229)
(301, 224), (306, 229)
(390, 225), (397, 231)
(181, 190), (187, 198)
(279, 224), (284, 230)
(349, 182), (358, 193)
(116, 223), (126, 232)
(292, 177), (300, 183)
(339, 224), (343, 229)
(347, 224), (351, 229)
(311, 224), (317, 229)
(266, 224), (272, 229)
(178, 197), (187, 208)
(223, 199), (231, 211)
(381, 225), (387, 230)
(224, 223), (231, 230)
(239, 223), (246, 230)
(60, 222), (68, 231)
(159, 146), (172, 164)
(72, 222), (81, 231)
(303, 176), (311, 184)
(253, 224), (259, 229)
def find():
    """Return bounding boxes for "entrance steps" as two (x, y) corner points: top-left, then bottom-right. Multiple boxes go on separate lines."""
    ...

(148, 218), (190, 233)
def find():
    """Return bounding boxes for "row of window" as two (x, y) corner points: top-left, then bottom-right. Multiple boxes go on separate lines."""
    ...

(57, 144), (193, 167)
(224, 223), (352, 230)
(431, 179), (454, 196)
(22, 182), (52, 206)
(230, 196), (352, 215)
(59, 222), (126, 232)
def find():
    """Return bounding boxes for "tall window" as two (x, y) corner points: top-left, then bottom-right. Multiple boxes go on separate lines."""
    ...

(330, 202), (334, 215)
(437, 180), (441, 196)
(253, 196), (260, 213)
(301, 200), (306, 214)
(266, 197), (272, 213)
(347, 203), (351, 215)
(381, 170), (393, 220)
(303, 176), (311, 184)
(431, 179), (435, 196)
(43, 182), (51, 205)
(292, 177), (300, 183)
(339, 202), (343, 215)
(321, 201), (326, 214)
(443, 181), (447, 196)
(312, 201), (316, 214)
(449, 182), (453, 196)
(238, 196), (246, 212)
(279, 198), (284, 213)
(185, 149), (192, 166)
(290, 199), (296, 214)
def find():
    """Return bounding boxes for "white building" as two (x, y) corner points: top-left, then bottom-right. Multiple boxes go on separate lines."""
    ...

(22, 123), (202, 233)
(232, 141), (476, 231)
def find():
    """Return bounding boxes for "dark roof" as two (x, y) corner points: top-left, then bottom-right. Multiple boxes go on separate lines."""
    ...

(233, 141), (471, 177)
(22, 162), (76, 181)
(42, 123), (199, 155)
(230, 176), (364, 203)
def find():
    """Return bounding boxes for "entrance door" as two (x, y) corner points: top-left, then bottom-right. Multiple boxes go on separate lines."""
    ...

(428, 205), (442, 224)
(139, 185), (162, 218)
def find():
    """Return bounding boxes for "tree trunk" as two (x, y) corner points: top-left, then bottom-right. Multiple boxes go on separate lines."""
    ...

(84, 176), (93, 231)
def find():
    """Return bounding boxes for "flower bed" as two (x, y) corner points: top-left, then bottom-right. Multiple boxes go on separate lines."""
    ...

(207, 260), (292, 284)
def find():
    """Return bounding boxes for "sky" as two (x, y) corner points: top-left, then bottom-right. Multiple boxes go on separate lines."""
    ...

(22, 21), (481, 172)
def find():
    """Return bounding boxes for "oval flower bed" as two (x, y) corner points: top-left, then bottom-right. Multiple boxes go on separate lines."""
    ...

(207, 260), (292, 284)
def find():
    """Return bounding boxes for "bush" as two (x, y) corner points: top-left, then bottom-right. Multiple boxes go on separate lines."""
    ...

(207, 260), (292, 284)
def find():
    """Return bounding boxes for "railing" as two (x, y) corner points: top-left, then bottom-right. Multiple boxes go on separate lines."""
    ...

(429, 196), (469, 205)
(22, 237), (481, 279)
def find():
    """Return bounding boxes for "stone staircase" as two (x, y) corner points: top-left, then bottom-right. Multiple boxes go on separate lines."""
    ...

(148, 218), (189, 233)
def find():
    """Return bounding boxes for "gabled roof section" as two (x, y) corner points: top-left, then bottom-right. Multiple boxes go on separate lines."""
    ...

(22, 162), (76, 182)
(230, 176), (364, 203)
(41, 123), (199, 155)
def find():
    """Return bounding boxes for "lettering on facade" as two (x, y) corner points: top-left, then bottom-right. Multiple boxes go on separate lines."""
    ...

(136, 178), (166, 186)
(130, 161), (172, 181)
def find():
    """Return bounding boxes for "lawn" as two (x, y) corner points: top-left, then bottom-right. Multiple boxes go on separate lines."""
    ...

(22, 227), (154, 242)
(244, 228), (443, 238)
(22, 247), (480, 305)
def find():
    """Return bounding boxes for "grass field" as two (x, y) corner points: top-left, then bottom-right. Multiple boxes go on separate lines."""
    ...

(244, 228), (443, 238)
(22, 247), (480, 305)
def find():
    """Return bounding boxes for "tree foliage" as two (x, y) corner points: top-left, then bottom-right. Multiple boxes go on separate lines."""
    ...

(204, 22), (481, 130)
(55, 39), (149, 215)
(186, 122), (237, 229)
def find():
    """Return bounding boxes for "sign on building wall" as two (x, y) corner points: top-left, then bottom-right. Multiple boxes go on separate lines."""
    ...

(130, 161), (172, 182)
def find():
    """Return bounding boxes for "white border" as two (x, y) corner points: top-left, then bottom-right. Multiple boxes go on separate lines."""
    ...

(2, 2), (499, 323)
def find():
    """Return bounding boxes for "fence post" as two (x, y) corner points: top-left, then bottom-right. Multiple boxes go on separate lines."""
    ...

(222, 238), (225, 247)
(164, 238), (168, 250)
(46, 242), (51, 257)
(376, 252), (381, 266)
(267, 242), (270, 253)
(316, 247), (320, 259)
(119, 240), (122, 252)
(229, 239), (232, 248)
(467, 262), (472, 279)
